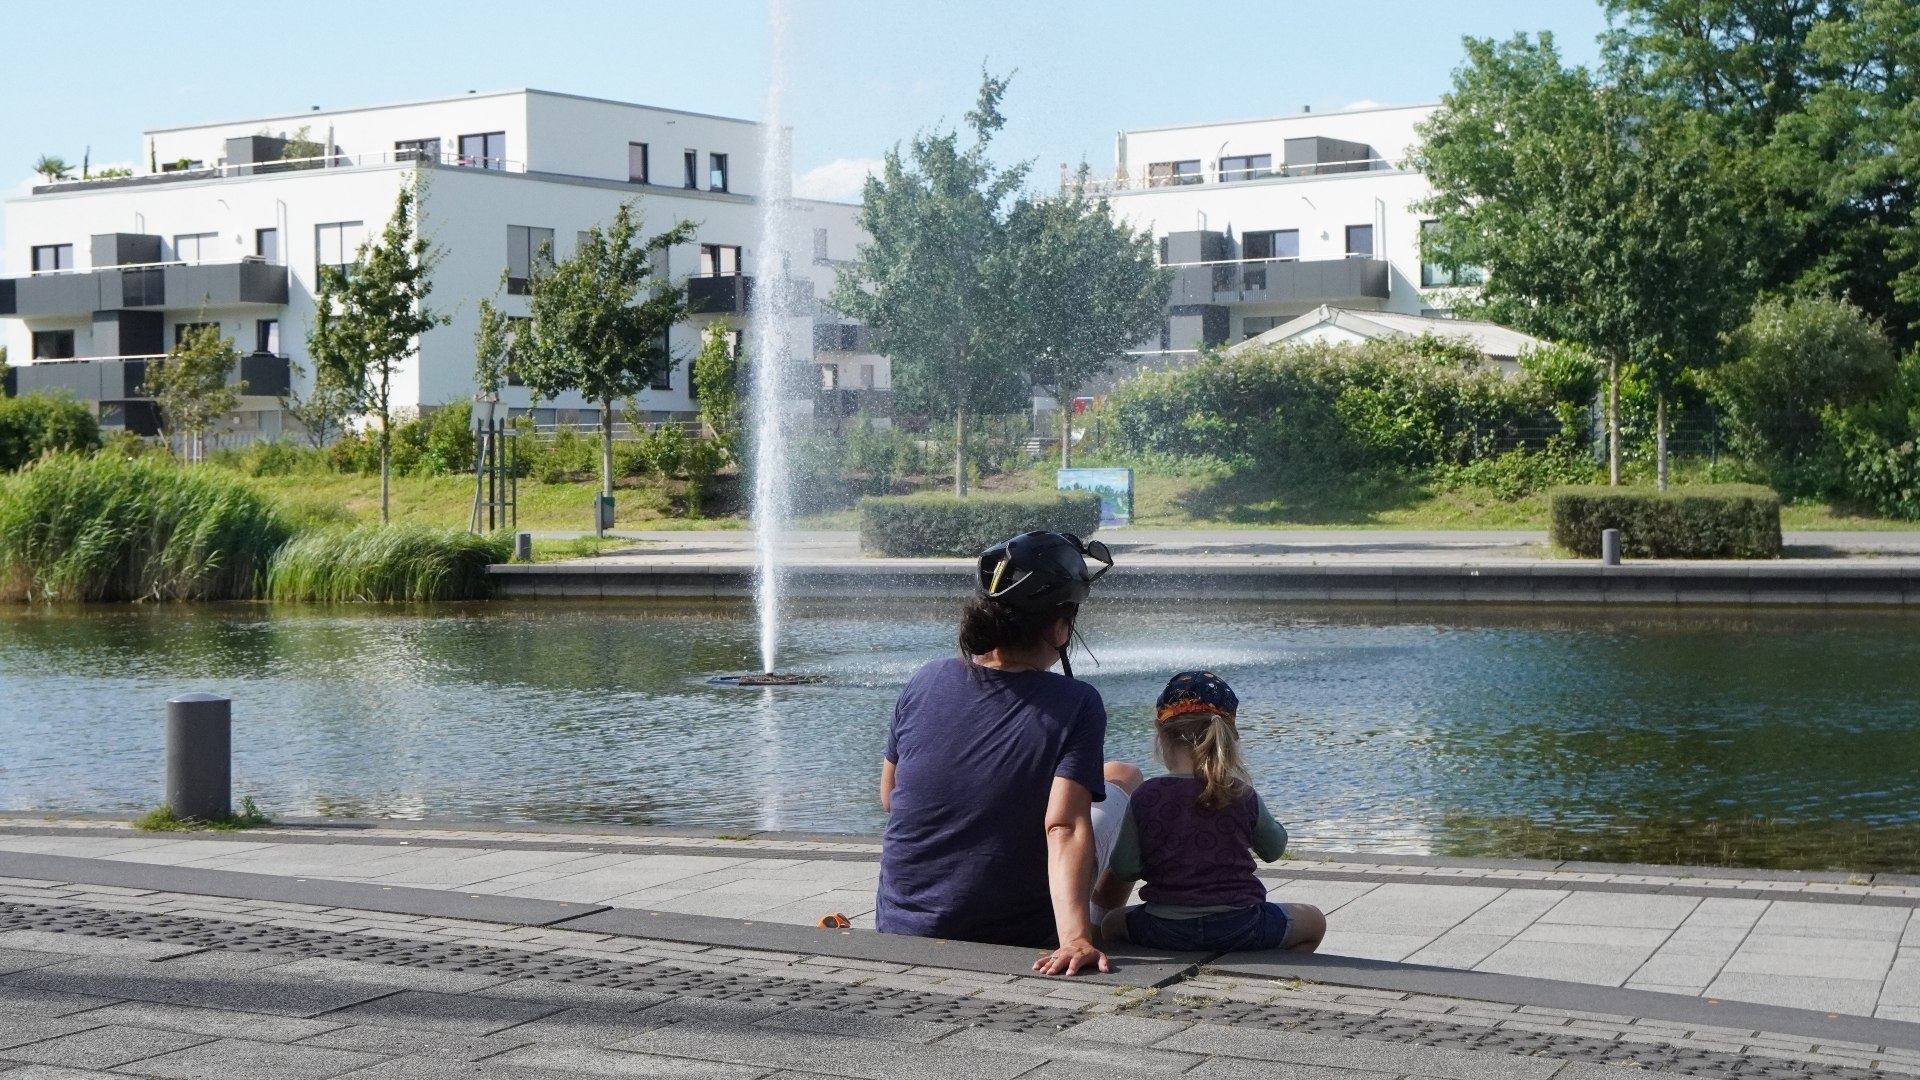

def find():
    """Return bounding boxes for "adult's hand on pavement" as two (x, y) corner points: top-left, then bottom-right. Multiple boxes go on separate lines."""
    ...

(1032, 937), (1109, 977)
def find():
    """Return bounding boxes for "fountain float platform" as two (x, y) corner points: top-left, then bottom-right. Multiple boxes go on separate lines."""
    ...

(707, 673), (829, 687)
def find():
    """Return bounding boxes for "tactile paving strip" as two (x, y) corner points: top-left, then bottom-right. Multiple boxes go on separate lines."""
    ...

(0, 900), (1902, 1078)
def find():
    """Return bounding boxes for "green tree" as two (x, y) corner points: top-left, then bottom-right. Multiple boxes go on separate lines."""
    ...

(519, 202), (694, 497)
(31, 155), (71, 183)
(280, 361), (357, 450)
(474, 295), (513, 396)
(1005, 176), (1169, 467)
(307, 179), (446, 522)
(282, 125), (326, 162)
(1414, 33), (1750, 486)
(832, 71), (1030, 495)
(1711, 295), (1896, 469)
(692, 321), (744, 456)
(145, 323), (244, 462)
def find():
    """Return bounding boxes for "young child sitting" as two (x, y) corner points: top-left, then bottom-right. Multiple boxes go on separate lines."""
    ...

(1100, 671), (1327, 953)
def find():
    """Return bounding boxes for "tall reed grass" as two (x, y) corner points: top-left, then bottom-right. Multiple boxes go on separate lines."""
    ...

(267, 524), (510, 602)
(0, 454), (291, 602)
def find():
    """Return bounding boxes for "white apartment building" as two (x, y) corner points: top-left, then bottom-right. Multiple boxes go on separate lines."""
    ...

(1089, 103), (1477, 373)
(0, 89), (888, 441)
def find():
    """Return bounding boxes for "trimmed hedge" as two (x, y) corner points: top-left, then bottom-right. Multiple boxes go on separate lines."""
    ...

(859, 492), (1102, 558)
(1549, 484), (1782, 559)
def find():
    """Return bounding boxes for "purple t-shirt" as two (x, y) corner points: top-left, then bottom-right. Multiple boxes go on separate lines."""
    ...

(878, 657), (1108, 947)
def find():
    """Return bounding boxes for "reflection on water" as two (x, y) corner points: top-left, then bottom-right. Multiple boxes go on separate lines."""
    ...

(3, 600), (1919, 870)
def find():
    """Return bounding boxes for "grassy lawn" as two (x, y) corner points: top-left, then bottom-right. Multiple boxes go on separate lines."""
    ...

(247, 471), (746, 532)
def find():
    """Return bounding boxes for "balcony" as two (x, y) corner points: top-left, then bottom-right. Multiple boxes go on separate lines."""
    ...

(11, 353), (290, 402)
(2, 259), (289, 317)
(1171, 257), (1389, 306)
(685, 274), (816, 316)
(28, 150), (527, 196)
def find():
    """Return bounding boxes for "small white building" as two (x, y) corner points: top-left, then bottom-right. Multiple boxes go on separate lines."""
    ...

(1085, 103), (1481, 380)
(1228, 304), (1544, 374)
(0, 89), (889, 442)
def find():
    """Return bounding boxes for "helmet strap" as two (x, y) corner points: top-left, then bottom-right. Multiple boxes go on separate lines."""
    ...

(1058, 643), (1074, 680)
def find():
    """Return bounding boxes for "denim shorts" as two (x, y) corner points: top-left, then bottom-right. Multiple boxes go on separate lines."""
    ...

(1125, 902), (1291, 952)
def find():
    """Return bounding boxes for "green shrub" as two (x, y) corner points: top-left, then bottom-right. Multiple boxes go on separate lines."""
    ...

(529, 425), (595, 483)
(1548, 484), (1781, 559)
(0, 392), (100, 471)
(1710, 297), (1895, 471)
(1441, 449), (1596, 501)
(418, 401), (475, 477)
(0, 454), (292, 601)
(859, 492), (1102, 557)
(208, 439), (325, 478)
(267, 524), (510, 602)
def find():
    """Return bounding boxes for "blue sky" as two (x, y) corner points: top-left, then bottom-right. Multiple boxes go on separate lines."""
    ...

(0, 0), (1609, 268)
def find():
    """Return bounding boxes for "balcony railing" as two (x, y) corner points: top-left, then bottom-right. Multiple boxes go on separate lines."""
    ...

(1068, 157), (1401, 194)
(1168, 255), (1390, 305)
(11, 353), (290, 401)
(2, 258), (288, 316)
(30, 150), (528, 194)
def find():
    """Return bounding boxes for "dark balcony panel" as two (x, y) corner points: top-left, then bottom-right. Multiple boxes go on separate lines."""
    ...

(1167, 305), (1230, 352)
(106, 400), (163, 436)
(0, 279), (13, 316)
(93, 310), (164, 358)
(687, 274), (752, 315)
(223, 135), (288, 176)
(15, 359), (116, 402)
(1283, 136), (1375, 175)
(813, 387), (892, 419)
(1163, 230), (1230, 266)
(239, 353), (291, 397)
(8, 259), (287, 316)
(161, 260), (288, 308)
(123, 360), (148, 398)
(113, 266), (166, 307)
(90, 233), (162, 268)
(812, 322), (870, 352)
(12, 272), (104, 316)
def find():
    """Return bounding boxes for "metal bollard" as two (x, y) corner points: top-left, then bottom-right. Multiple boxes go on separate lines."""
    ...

(514, 531), (533, 561)
(594, 494), (615, 537)
(1601, 528), (1622, 566)
(166, 693), (231, 822)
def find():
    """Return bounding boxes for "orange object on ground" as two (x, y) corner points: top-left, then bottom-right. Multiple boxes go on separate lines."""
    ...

(817, 913), (851, 929)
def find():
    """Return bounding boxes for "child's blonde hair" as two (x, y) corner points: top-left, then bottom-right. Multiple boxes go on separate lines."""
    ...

(1156, 710), (1252, 810)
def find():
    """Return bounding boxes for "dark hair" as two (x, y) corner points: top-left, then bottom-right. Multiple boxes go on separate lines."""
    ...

(958, 594), (1078, 659)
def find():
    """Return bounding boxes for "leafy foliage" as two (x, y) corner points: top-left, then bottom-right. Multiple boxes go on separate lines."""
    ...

(0, 454), (291, 601)
(858, 491), (1102, 557)
(0, 393), (100, 471)
(1549, 483), (1782, 558)
(145, 322), (244, 459)
(267, 523), (508, 602)
(1710, 296), (1896, 471)
(692, 321), (744, 455)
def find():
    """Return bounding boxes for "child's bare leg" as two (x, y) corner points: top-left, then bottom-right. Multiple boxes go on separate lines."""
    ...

(1092, 869), (1134, 913)
(1104, 760), (1144, 794)
(1280, 904), (1326, 953)
(1099, 906), (1133, 942)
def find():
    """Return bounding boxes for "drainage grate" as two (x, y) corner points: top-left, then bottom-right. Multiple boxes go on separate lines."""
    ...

(0, 900), (1904, 1078)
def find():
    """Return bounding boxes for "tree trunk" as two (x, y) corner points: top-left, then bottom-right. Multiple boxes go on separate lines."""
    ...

(1059, 383), (1075, 471)
(378, 377), (392, 524)
(1607, 356), (1622, 487)
(1656, 392), (1669, 492)
(954, 404), (969, 497)
(600, 400), (615, 498)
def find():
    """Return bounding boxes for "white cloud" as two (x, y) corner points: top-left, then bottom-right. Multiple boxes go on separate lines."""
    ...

(794, 157), (884, 202)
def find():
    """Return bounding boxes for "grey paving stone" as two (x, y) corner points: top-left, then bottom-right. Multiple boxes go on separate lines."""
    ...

(318, 990), (560, 1037)
(755, 1007), (958, 1044)
(935, 1027), (1205, 1074)
(268, 957), (511, 995)
(0, 948), (81, 977)
(0, 1065), (129, 1079)
(73, 1001), (340, 1043)
(1151, 1062), (1394, 1080)
(631, 998), (791, 1026)
(0, 1019), (111, 1054)
(0, 932), (201, 964)
(0, 986), (116, 1019)
(324, 1055), (588, 1080)
(3, 957), (398, 1018)
(114, 1038), (387, 1080)
(1056, 1015), (1193, 1047)
(482, 1006), (668, 1046)
(471, 978), (671, 1013)
(1153, 1024), (1564, 1080)
(489, 1044), (770, 1077)
(0, 1026), (206, 1071)
(612, 1017), (1046, 1079)
(292, 1025), (532, 1061)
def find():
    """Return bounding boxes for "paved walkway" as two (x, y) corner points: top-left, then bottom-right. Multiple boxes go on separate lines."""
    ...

(4, 833), (1920, 1078)
(6, 823), (1920, 1026)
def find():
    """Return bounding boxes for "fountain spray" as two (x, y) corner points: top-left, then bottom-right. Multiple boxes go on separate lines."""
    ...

(749, 0), (797, 676)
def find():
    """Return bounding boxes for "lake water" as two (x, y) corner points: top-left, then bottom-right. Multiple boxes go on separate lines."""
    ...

(3, 600), (1918, 870)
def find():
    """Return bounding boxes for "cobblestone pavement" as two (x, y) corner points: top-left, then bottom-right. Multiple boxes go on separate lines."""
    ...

(3, 874), (1919, 1079)
(7, 824), (1920, 1023)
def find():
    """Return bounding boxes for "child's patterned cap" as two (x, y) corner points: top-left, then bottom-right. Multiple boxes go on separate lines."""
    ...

(1155, 670), (1238, 724)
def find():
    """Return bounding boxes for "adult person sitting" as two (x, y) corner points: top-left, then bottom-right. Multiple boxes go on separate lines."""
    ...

(877, 531), (1142, 977)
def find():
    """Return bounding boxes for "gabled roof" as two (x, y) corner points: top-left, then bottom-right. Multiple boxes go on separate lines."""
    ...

(1227, 305), (1547, 360)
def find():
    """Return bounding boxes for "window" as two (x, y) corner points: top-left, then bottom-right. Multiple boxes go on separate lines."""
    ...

(506, 226), (555, 295)
(173, 233), (218, 263)
(458, 131), (507, 169)
(709, 153), (730, 192)
(175, 322), (218, 348)
(860, 363), (876, 389)
(255, 228), (280, 263)
(1420, 220), (1484, 287)
(1219, 154), (1273, 182)
(256, 319), (280, 354)
(699, 244), (741, 276)
(1242, 315), (1287, 340)
(1345, 224), (1375, 258)
(628, 142), (649, 183)
(395, 138), (442, 163)
(813, 228), (830, 263)
(1242, 230), (1298, 262)
(650, 331), (673, 391)
(683, 150), (699, 189)
(30, 244), (74, 273)
(315, 221), (366, 279)
(31, 330), (75, 359)
(1147, 160), (1203, 187)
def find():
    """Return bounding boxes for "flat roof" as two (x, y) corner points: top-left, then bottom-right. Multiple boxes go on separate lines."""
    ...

(1119, 101), (1438, 138)
(143, 88), (760, 136)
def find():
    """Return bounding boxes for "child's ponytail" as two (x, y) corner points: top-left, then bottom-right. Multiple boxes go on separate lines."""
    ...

(1158, 711), (1252, 810)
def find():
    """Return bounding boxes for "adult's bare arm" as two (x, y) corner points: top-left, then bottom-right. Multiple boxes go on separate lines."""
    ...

(879, 759), (896, 813)
(1032, 775), (1109, 977)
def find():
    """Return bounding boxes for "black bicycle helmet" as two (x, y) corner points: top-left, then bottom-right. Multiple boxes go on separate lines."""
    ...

(976, 531), (1113, 614)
